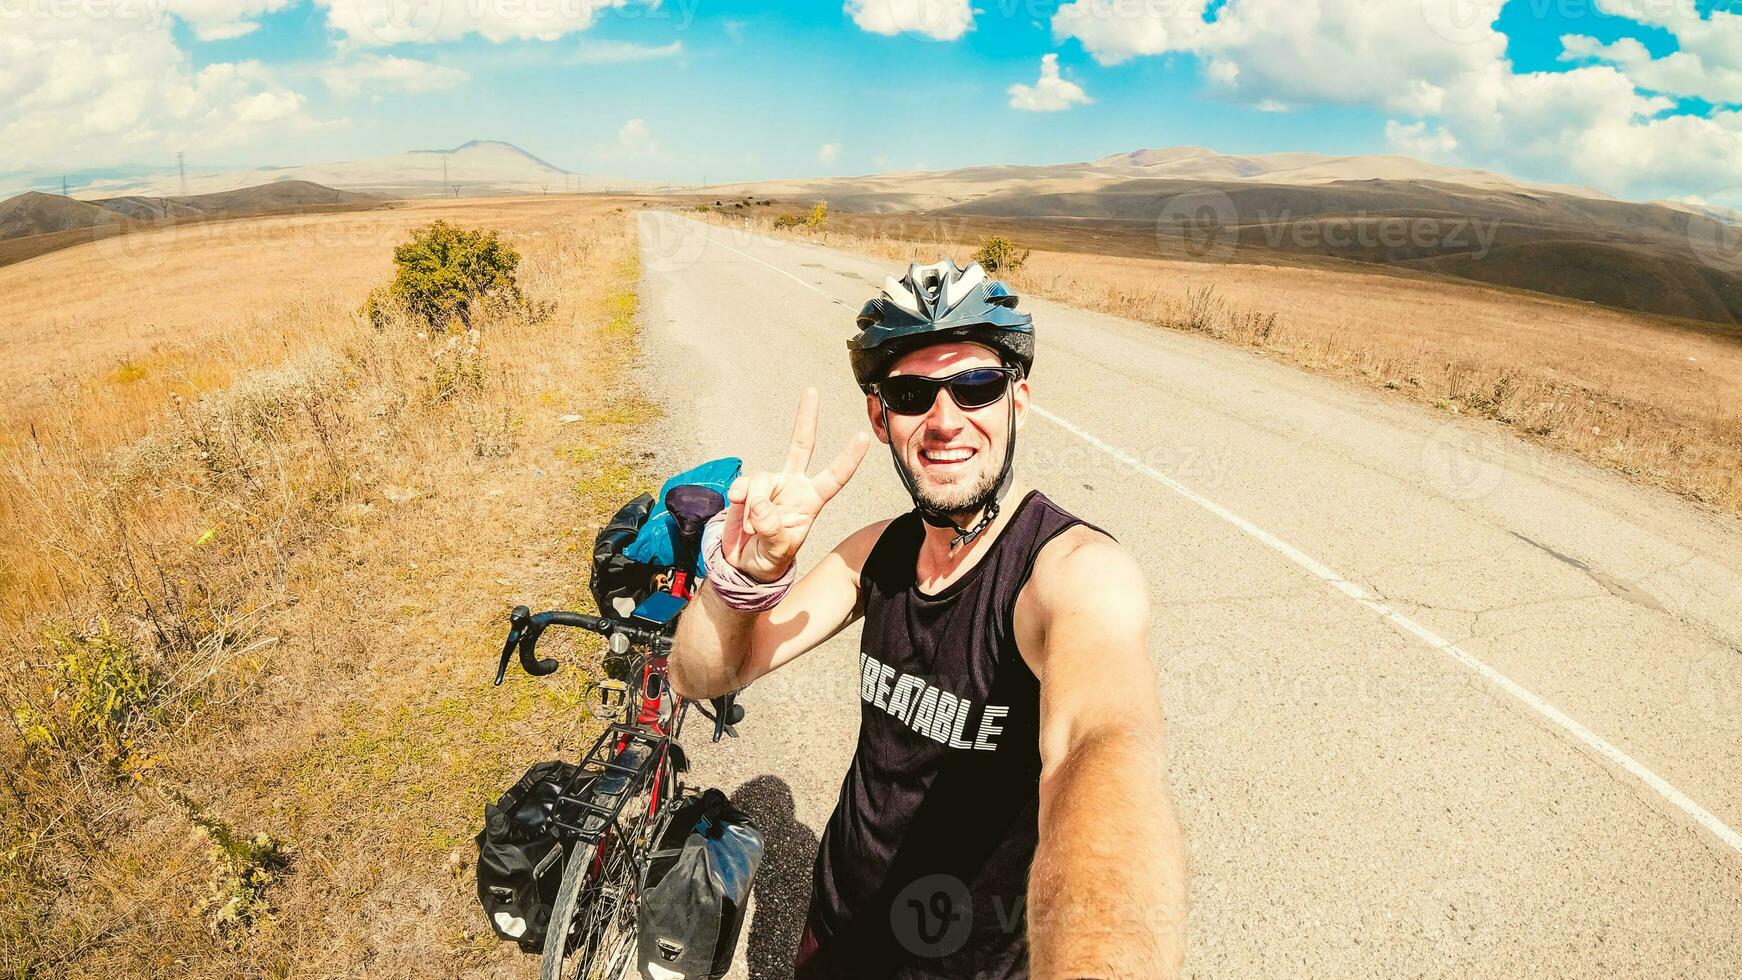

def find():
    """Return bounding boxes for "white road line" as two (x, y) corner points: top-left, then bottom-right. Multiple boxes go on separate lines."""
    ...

(1031, 405), (1742, 858)
(657, 213), (1742, 857)
(675, 218), (854, 309)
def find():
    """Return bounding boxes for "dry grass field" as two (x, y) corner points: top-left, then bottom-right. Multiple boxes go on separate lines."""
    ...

(704, 208), (1742, 515)
(0, 197), (659, 977)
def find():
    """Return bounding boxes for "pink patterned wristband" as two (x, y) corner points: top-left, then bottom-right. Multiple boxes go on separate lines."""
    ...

(701, 511), (796, 612)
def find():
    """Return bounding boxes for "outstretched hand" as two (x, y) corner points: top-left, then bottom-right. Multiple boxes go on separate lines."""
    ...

(719, 387), (871, 583)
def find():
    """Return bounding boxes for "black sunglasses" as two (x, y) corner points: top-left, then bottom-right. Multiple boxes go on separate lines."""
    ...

(872, 367), (1019, 416)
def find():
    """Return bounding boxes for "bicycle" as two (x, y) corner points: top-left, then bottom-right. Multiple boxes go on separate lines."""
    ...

(494, 604), (744, 980)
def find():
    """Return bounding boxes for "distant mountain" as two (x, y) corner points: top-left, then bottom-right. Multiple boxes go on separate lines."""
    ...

(1091, 147), (1610, 199)
(0, 192), (131, 239)
(689, 147), (1742, 327)
(73, 140), (650, 199)
(0, 180), (384, 267)
(694, 145), (1613, 213)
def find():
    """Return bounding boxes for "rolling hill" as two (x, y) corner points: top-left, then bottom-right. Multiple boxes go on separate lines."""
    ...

(0, 180), (387, 268)
(69, 141), (652, 199)
(693, 148), (1742, 327)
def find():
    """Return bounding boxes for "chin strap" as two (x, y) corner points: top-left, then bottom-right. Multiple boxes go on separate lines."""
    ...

(882, 397), (1018, 551)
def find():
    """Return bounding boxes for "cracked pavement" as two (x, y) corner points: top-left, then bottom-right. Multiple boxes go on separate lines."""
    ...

(633, 212), (1742, 978)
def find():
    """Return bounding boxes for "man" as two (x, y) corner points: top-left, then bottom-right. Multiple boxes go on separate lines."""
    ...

(670, 259), (1187, 979)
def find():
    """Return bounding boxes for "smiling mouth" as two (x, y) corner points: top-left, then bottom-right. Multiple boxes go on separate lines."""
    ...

(919, 447), (977, 465)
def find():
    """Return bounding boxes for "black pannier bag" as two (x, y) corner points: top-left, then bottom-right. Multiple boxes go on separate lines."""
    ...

(475, 759), (585, 952)
(636, 789), (764, 979)
(590, 491), (666, 622)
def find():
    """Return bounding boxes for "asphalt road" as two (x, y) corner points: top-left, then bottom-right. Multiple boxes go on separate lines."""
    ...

(632, 210), (1742, 979)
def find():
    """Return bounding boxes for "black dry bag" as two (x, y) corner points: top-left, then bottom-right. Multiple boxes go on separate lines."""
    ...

(636, 789), (764, 979)
(475, 759), (584, 952)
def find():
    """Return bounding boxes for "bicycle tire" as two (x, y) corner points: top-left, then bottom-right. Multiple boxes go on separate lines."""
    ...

(540, 748), (678, 980)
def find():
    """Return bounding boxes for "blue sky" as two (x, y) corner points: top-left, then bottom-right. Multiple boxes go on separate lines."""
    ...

(5, 1), (1742, 201)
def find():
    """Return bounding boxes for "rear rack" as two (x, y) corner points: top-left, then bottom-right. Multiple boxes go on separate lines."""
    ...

(552, 724), (667, 845)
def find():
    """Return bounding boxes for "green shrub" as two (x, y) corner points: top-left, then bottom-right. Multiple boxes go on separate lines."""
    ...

(773, 213), (801, 229)
(11, 623), (156, 765)
(975, 235), (1031, 274)
(362, 220), (522, 332)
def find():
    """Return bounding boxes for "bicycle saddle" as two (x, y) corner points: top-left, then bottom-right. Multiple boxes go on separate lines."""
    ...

(666, 484), (727, 541)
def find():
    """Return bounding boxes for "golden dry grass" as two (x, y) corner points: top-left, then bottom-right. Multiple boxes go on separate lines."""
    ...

(710, 210), (1742, 514)
(0, 197), (661, 977)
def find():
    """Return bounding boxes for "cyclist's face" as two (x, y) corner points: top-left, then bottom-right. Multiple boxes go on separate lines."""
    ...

(867, 342), (1028, 516)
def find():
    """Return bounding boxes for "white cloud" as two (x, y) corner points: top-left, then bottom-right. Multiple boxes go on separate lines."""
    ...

(819, 143), (842, 164)
(573, 39), (684, 64)
(619, 118), (656, 156)
(1008, 54), (1092, 112)
(1049, 0), (1742, 197)
(1560, 4), (1742, 104)
(1057, 0), (1506, 116)
(1386, 120), (1458, 158)
(0, 10), (320, 172)
(161, 1), (297, 41)
(315, 0), (634, 46)
(1052, 0), (1212, 66)
(321, 55), (470, 97)
(845, 0), (974, 42)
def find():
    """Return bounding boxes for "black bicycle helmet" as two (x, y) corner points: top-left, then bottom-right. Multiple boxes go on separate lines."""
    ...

(849, 259), (1036, 549)
(849, 259), (1034, 391)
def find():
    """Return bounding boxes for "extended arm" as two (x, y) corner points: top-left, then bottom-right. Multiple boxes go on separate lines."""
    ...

(668, 387), (875, 700)
(669, 519), (885, 699)
(1018, 531), (1188, 979)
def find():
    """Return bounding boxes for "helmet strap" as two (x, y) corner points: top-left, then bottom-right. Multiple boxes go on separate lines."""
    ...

(881, 396), (1018, 552)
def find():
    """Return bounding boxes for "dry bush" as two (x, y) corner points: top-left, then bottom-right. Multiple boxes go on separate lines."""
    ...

(0, 201), (659, 977)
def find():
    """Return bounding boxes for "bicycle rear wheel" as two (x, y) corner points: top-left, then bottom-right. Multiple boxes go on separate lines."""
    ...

(540, 749), (676, 980)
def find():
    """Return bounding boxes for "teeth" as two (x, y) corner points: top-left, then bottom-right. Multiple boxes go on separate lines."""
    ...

(924, 448), (974, 462)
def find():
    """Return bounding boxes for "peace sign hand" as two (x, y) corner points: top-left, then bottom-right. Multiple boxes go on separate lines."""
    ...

(720, 387), (872, 584)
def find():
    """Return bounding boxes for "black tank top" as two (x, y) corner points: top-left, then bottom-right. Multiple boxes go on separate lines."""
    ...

(806, 490), (1109, 979)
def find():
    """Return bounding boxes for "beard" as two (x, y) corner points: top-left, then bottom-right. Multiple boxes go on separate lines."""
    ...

(906, 444), (1004, 522)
